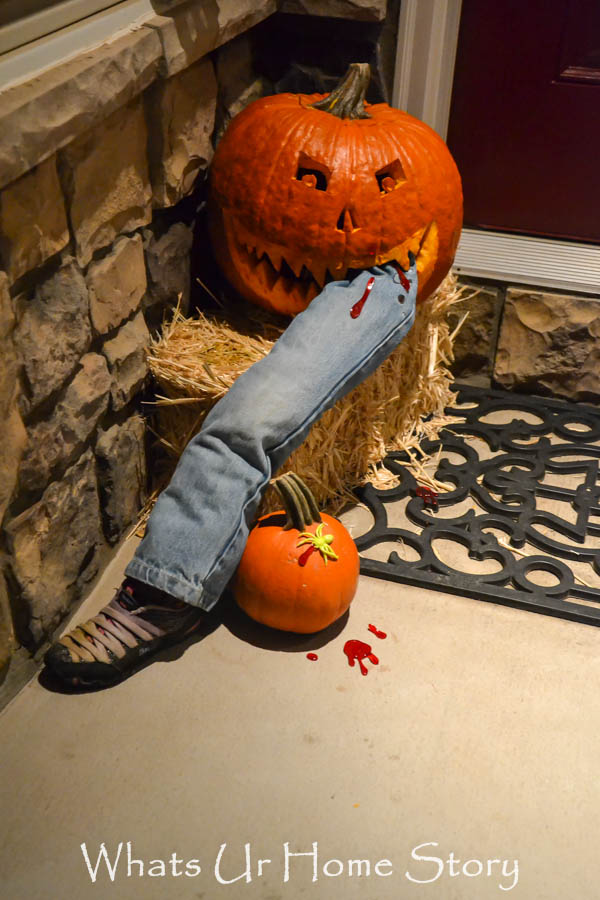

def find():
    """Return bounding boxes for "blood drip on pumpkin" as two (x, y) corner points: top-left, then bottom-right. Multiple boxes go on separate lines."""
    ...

(343, 639), (379, 676)
(306, 652), (318, 661)
(350, 276), (375, 318)
(368, 623), (387, 639)
(298, 545), (316, 567)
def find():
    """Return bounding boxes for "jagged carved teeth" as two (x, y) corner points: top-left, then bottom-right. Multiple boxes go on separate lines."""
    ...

(239, 238), (334, 291)
(238, 227), (430, 292)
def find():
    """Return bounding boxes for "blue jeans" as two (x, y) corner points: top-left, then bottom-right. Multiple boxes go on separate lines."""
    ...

(125, 262), (418, 610)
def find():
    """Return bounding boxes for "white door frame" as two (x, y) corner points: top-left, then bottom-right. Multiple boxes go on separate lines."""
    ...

(392, 0), (600, 295)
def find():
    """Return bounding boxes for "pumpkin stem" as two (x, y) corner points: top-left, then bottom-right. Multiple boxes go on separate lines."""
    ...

(272, 473), (322, 531)
(288, 472), (322, 523)
(308, 63), (371, 120)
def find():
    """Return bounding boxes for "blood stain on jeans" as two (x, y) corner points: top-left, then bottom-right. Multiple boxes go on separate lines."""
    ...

(343, 639), (379, 676)
(350, 276), (375, 318)
(391, 261), (411, 292)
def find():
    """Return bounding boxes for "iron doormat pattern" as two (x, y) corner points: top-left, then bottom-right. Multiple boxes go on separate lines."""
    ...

(354, 384), (600, 626)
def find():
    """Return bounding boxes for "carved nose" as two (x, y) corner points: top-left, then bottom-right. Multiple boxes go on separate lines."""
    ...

(336, 206), (359, 232)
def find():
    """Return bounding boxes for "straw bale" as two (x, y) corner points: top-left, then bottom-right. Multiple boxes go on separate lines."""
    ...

(143, 273), (473, 520)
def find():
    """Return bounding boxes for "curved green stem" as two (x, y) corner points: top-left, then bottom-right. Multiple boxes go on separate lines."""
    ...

(308, 63), (371, 120)
(288, 472), (322, 524)
(272, 473), (322, 531)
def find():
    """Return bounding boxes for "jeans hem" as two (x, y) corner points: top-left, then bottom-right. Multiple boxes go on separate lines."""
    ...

(124, 559), (220, 612)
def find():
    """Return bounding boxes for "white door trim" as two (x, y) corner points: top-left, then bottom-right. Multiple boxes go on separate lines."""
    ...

(392, 0), (600, 296)
(393, 0), (463, 139)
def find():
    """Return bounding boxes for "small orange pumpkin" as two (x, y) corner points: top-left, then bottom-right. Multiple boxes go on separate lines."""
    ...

(234, 473), (359, 633)
(209, 62), (462, 316)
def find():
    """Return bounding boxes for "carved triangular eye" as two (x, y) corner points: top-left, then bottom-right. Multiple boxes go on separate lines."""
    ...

(375, 159), (406, 193)
(296, 152), (331, 191)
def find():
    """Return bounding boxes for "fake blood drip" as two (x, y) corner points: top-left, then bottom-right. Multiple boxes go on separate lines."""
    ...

(368, 623), (387, 639)
(392, 261), (411, 292)
(306, 653), (318, 661)
(343, 640), (379, 676)
(416, 485), (439, 510)
(298, 545), (316, 567)
(350, 276), (375, 318)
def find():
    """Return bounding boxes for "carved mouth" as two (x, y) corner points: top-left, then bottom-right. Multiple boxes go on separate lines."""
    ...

(238, 242), (327, 306)
(223, 216), (439, 311)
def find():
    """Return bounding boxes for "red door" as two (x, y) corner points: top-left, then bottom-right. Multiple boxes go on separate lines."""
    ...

(446, 0), (600, 243)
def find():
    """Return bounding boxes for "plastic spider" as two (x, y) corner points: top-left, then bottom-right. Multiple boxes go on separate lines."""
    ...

(297, 523), (339, 566)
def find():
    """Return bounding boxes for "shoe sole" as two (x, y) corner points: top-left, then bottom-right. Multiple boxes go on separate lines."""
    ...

(46, 616), (205, 689)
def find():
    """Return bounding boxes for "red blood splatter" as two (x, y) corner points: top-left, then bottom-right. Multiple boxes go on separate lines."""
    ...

(350, 276), (375, 318)
(416, 485), (439, 510)
(306, 652), (318, 661)
(298, 545), (316, 567)
(343, 639), (379, 676)
(368, 623), (387, 639)
(391, 261), (411, 292)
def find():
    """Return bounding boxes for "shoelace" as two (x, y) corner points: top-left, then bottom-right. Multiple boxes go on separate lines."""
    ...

(59, 588), (167, 664)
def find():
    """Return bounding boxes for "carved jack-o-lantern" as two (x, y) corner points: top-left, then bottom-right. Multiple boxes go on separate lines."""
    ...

(208, 63), (463, 316)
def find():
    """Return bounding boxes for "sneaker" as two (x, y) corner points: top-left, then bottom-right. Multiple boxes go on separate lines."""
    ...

(43, 580), (205, 688)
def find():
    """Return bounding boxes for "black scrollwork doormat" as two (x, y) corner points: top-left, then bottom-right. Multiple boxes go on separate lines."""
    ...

(354, 383), (600, 626)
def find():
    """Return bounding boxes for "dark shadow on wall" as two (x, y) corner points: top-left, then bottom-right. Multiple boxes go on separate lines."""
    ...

(250, 2), (401, 104)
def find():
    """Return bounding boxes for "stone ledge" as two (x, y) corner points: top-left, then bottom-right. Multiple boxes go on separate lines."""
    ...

(279, 0), (387, 20)
(0, 28), (162, 191)
(0, 0), (278, 191)
(147, 0), (277, 78)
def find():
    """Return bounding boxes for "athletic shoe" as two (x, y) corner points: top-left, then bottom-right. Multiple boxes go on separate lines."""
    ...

(43, 579), (205, 687)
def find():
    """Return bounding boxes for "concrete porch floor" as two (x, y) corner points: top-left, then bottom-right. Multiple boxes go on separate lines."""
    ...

(2, 518), (600, 900)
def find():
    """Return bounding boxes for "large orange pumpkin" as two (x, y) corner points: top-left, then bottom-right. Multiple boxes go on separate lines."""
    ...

(208, 63), (462, 316)
(234, 473), (359, 633)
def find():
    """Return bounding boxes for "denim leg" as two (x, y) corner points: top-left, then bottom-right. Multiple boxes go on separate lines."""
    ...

(125, 262), (418, 609)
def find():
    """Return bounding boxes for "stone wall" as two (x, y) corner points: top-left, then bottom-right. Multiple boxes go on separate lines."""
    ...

(450, 280), (600, 401)
(0, 0), (396, 700)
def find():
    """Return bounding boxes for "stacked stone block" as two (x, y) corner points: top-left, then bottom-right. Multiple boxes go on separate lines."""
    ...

(450, 281), (600, 401)
(0, 3), (249, 689)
